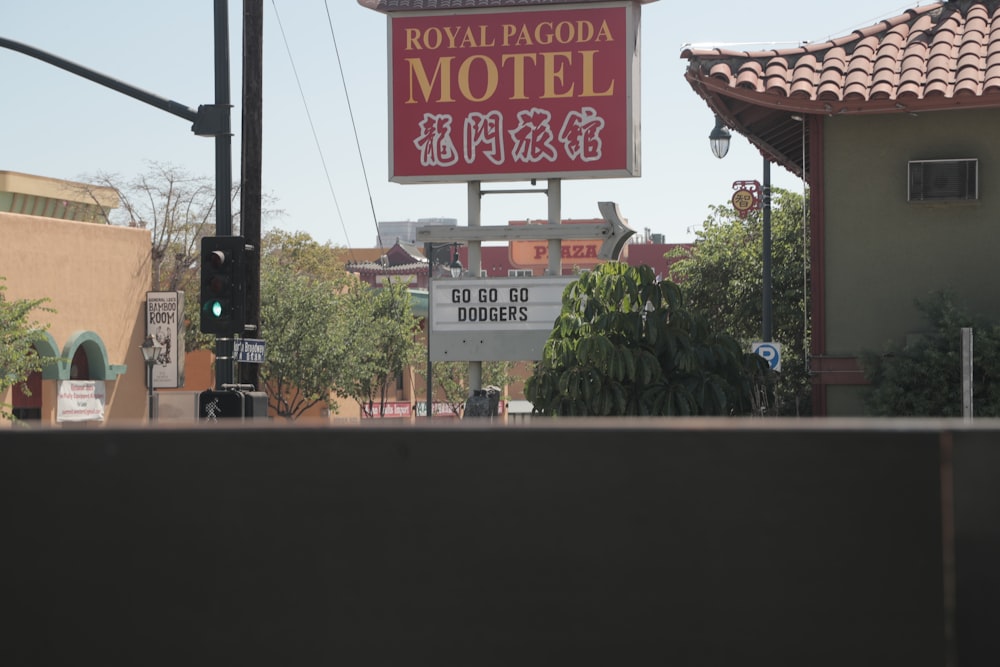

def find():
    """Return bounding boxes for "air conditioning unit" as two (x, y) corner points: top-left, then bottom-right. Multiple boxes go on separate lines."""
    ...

(908, 159), (978, 202)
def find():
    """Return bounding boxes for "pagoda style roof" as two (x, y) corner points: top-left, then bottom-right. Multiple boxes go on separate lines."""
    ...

(682, 0), (1000, 177)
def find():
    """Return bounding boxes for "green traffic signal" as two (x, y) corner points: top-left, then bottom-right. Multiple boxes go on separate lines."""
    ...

(200, 236), (247, 335)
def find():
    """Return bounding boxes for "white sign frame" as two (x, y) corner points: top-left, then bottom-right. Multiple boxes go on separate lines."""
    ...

(430, 276), (572, 361)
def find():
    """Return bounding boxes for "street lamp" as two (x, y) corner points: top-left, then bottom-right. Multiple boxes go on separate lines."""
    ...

(139, 334), (162, 421)
(448, 244), (464, 278)
(709, 114), (732, 160)
(709, 114), (771, 341)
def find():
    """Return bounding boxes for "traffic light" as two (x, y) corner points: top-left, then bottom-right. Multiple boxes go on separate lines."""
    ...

(200, 236), (246, 335)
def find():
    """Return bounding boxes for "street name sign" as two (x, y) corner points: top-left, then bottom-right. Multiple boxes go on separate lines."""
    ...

(233, 338), (266, 364)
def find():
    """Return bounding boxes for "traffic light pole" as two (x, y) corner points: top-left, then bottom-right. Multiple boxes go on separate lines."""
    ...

(212, 0), (236, 389)
(238, 0), (264, 392)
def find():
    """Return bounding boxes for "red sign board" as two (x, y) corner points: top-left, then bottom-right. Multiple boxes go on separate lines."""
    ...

(388, 4), (641, 183)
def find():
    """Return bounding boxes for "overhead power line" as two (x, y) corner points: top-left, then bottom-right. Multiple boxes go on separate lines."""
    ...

(269, 0), (354, 252)
(323, 0), (384, 250)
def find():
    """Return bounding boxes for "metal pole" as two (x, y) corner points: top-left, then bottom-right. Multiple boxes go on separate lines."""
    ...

(548, 178), (562, 276)
(425, 241), (433, 420)
(467, 181), (482, 396)
(147, 362), (155, 422)
(962, 327), (973, 421)
(213, 0), (235, 389)
(762, 157), (773, 342)
(238, 0), (263, 391)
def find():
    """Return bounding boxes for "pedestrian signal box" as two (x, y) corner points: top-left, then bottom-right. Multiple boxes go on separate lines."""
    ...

(198, 390), (269, 421)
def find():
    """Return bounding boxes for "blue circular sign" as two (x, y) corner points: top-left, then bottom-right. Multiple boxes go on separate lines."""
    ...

(754, 342), (781, 371)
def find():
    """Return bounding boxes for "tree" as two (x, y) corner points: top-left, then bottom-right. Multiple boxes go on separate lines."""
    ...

(337, 281), (423, 418)
(1, 277), (55, 423)
(861, 291), (1000, 417)
(258, 231), (354, 420)
(668, 187), (811, 415)
(524, 262), (770, 416)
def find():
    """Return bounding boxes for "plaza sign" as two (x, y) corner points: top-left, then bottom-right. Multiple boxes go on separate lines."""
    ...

(388, 3), (642, 182)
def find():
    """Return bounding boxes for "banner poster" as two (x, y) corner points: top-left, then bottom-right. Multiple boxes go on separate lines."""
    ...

(364, 402), (414, 419)
(146, 291), (185, 389)
(56, 380), (106, 422)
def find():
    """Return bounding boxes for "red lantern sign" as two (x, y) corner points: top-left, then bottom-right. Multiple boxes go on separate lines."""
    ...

(731, 180), (762, 219)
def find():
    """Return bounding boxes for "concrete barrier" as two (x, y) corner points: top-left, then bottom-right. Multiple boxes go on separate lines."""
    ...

(1, 419), (993, 665)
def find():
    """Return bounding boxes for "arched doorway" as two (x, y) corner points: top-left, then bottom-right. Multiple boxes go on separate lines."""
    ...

(11, 370), (42, 421)
(11, 333), (60, 422)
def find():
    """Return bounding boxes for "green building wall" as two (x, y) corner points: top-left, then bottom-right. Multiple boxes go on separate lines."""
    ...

(822, 108), (1000, 414)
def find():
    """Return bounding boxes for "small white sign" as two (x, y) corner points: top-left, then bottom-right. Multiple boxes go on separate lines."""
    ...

(56, 380), (106, 422)
(751, 341), (782, 372)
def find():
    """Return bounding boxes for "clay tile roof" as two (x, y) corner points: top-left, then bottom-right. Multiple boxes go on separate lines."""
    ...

(681, 0), (1000, 178)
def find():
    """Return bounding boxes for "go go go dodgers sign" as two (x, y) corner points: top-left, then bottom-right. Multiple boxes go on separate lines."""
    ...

(431, 276), (573, 362)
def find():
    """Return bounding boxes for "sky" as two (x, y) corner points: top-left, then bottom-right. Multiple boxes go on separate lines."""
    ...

(1, 1), (925, 248)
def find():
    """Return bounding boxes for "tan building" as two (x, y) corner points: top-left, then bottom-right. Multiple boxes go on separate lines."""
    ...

(1, 171), (153, 426)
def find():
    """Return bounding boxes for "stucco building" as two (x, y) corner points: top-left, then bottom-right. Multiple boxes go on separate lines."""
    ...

(1, 171), (153, 426)
(683, 0), (1000, 415)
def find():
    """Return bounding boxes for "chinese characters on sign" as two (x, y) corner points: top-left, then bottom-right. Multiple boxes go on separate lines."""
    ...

(731, 180), (762, 219)
(389, 5), (639, 182)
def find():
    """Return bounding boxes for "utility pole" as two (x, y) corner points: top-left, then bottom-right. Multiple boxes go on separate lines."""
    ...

(239, 0), (264, 391)
(212, 0), (235, 389)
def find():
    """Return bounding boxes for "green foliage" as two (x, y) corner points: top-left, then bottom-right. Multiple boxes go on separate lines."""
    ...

(861, 291), (1000, 417)
(258, 255), (349, 419)
(524, 262), (770, 417)
(336, 281), (423, 418)
(261, 229), (351, 283)
(0, 277), (55, 423)
(258, 230), (423, 420)
(668, 187), (811, 415)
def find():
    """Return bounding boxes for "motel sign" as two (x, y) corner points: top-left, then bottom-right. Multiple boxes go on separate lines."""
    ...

(387, 3), (643, 182)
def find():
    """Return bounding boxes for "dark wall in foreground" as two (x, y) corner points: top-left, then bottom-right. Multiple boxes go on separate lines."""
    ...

(2, 421), (993, 666)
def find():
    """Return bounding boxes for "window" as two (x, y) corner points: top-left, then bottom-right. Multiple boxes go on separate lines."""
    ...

(509, 269), (533, 277)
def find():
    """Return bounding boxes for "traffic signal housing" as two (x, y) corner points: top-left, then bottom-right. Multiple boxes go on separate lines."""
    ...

(198, 389), (269, 421)
(200, 235), (246, 335)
